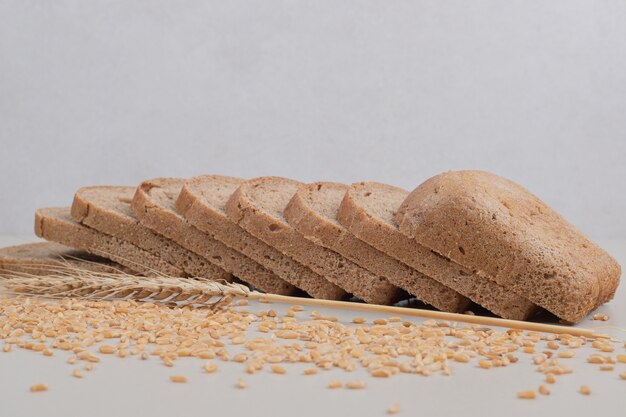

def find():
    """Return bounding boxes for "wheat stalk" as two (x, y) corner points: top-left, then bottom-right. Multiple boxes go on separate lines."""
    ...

(0, 267), (252, 308)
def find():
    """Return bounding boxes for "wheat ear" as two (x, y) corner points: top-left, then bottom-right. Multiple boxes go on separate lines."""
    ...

(0, 268), (252, 308)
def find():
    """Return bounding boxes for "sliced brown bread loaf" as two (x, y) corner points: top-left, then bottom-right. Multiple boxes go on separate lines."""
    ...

(396, 170), (621, 323)
(71, 186), (231, 282)
(285, 182), (469, 312)
(131, 178), (296, 295)
(176, 175), (345, 300)
(337, 182), (537, 320)
(35, 207), (181, 276)
(0, 242), (132, 276)
(225, 177), (401, 305)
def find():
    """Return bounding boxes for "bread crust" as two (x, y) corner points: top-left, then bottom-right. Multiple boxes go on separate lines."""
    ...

(35, 207), (180, 276)
(338, 181), (536, 319)
(396, 170), (621, 323)
(131, 177), (296, 295)
(0, 242), (132, 276)
(225, 177), (399, 305)
(72, 186), (231, 281)
(285, 181), (469, 312)
(176, 175), (345, 300)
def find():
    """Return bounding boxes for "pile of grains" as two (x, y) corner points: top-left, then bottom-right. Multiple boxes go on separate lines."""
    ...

(1, 295), (624, 400)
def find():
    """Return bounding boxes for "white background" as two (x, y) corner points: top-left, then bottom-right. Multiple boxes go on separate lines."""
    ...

(1, 0), (626, 238)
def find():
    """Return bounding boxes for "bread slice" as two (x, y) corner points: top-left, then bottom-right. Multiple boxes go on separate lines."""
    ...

(338, 182), (537, 319)
(0, 242), (132, 276)
(225, 177), (401, 305)
(131, 177), (296, 295)
(35, 207), (181, 276)
(71, 186), (231, 282)
(176, 175), (345, 300)
(285, 182), (470, 312)
(396, 170), (621, 323)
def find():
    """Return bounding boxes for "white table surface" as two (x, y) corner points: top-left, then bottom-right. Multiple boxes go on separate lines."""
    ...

(0, 236), (624, 417)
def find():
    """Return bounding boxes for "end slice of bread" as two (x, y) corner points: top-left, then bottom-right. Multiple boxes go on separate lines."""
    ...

(225, 177), (401, 305)
(338, 181), (537, 320)
(0, 242), (133, 276)
(285, 182), (469, 312)
(396, 170), (621, 323)
(132, 177), (296, 295)
(35, 207), (181, 276)
(176, 175), (346, 300)
(71, 186), (231, 281)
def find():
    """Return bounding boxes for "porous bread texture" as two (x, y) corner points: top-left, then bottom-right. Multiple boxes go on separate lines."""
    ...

(225, 177), (400, 305)
(176, 175), (345, 300)
(285, 182), (469, 312)
(0, 242), (132, 276)
(35, 207), (180, 276)
(131, 178), (296, 295)
(337, 181), (537, 320)
(396, 170), (621, 323)
(71, 186), (231, 282)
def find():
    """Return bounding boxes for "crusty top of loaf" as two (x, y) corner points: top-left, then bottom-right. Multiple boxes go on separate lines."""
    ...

(177, 175), (244, 217)
(396, 170), (621, 322)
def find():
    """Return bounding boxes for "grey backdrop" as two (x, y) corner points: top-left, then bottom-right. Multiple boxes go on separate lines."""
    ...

(1, 0), (625, 237)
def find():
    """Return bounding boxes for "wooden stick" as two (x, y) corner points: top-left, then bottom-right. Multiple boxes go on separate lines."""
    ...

(249, 292), (606, 339)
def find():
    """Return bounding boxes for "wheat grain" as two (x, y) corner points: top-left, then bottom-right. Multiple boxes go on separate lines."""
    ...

(517, 390), (536, 399)
(271, 365), (286, 374)
(30, 384), (48, 392)
(328, 379), (342, 389)
(346, 380), (366, 389)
